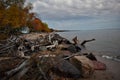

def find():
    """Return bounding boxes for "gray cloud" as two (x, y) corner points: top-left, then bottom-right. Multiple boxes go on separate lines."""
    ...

(26, 0), (120, 20)
(26, 0), (120, 30)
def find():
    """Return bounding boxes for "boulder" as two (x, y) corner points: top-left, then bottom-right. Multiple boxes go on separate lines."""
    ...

(92, 61), (106, 70)
(67, 45), (77, 53)
(52, 59), (82, 78)
(70, 56), (94, 78)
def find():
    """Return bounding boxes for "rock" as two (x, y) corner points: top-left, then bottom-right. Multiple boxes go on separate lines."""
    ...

(86, 53), (97, 61)
(52, 59), (82, 78)
(66, 44), (81, 53)
(67, 45), (77, 53)
(70, 56), (94, 78)
(92, 61), (106, 70)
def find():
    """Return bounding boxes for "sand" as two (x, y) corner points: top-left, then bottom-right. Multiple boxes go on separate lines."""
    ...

(96, 56), (120, 80)
(80, 55), (120, 80)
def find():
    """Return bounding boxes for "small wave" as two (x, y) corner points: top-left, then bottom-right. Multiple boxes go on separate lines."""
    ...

(102, 55), (120, 62)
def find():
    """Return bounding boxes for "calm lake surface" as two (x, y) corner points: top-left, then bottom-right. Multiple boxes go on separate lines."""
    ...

(58, 29), (120, 56)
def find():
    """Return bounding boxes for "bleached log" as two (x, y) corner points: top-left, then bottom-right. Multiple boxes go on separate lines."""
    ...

(46, 40), (58, 49)
(4, 53), (55, 80)
(3, 57), (35, 80)
(0, 45), (15, 52)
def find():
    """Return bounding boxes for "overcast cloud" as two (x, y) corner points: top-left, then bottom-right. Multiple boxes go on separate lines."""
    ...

(26, 0), (120, 30)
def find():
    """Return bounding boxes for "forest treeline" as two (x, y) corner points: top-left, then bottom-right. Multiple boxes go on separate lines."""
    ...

(0, 0), (52, 37)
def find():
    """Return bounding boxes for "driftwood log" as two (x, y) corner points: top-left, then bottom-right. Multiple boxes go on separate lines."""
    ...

(0, 33), (98, 80)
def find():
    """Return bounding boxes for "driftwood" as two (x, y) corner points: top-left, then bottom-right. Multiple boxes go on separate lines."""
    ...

(72, 36), (95, 47)
(2, 53), (56, 80)
(3, 54), (37, 80)
(0, 33), (69, 55)
(2, 52), (82, 80)
(4, 60), (29, 80)
(0, 35), (20, 55)
(0, 33), (97, 80)
(81, 38), (96, 46)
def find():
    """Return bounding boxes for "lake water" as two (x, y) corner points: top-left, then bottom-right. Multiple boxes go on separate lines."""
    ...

(57, 29), (120, 57)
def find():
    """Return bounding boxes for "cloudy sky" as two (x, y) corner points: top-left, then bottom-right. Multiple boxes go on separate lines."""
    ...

(26, 0), (120, 30)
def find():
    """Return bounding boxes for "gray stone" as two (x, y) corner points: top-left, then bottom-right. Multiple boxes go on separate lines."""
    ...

(70, 56), (94, 78)
(52, 59), (82, 78)
(67, 45), (77, 53)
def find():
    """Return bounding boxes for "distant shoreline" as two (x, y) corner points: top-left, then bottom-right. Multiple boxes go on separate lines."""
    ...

(55, 30), (81, 32)
(56, 28), (120, 32)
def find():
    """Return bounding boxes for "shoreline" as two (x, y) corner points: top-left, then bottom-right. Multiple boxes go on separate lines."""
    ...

(79, 49), (120, 80)
(0, 32), (120, 80)
(94, 55), (120, 80)
(78, 54), (120, 80)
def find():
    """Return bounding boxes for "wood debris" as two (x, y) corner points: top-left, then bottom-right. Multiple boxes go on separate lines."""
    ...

(0, 32), (104, 80)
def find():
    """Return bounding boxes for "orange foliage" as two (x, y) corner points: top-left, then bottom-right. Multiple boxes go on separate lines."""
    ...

(32, 18), (43, 31)
(32, 18), (51, 32)
(0, 0), (51, 33)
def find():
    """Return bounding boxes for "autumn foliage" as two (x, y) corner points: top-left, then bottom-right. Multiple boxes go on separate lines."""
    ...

(32, 18), (51, 32)
(0, 0), (51, 34)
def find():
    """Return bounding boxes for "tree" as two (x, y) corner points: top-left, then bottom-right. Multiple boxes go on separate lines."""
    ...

(0, 0), (51, 34)
(0, 0), (34, 34)
(32, 18), (51, 32)
(42, 22), (51, 32)
(2, 4), (22, 28)
(0, 0), (25, 8)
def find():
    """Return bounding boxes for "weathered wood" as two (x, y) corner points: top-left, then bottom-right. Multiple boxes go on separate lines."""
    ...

(0, 33), (97, 79)
(37, 63), (49, 80)
(4, 60), (29, 80)
(81, 38), (95, 46)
